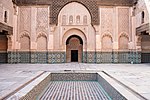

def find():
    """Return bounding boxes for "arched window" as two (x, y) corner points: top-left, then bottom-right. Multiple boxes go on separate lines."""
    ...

(62, 15), (66, 25)
(4, 11), (8, 23)
(141, 11), (144, 24)
(69, 15), (73, 24)
(83, 15), (87, 25)
(76, 15), (80, 24)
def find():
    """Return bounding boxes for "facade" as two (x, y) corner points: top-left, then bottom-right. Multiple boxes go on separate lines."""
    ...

(0, 0), (149, 63)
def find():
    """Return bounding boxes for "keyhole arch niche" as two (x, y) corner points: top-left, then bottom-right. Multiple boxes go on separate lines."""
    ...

(63, 29), (87, 63)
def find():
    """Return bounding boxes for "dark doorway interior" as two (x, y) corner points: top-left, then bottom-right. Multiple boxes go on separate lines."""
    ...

(71, 50), (78, 62)
(0, 35), (8, 63)
(141, 53), (150, 63)
(141, 35), (150, 63)
(66, 35), (83, 63)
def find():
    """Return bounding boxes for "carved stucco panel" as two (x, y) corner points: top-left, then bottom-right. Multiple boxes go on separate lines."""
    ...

(118, 8), (129, 35)
(19, 7), (31, 33)
(101, 7), (113, 35)
(37, 7), (49, 34)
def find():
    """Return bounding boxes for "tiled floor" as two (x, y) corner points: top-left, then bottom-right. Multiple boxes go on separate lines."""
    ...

(40, 81), (110, 100)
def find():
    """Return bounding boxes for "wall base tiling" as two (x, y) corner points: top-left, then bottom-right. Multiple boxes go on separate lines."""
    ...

(82, 52), (87, 63)
(8, 52), (66, 64)
(86, 52), (96, 63)
(129, 51), (141, 64)
(83, 51), (141, 64)
(96, 52), (113, 63)
(7, 51), (141, 64)
(97, 51), (141, 64)
(51, 73), (97, 81)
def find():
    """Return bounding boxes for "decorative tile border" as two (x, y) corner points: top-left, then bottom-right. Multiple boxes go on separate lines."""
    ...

(8, 52), (66, 64)
(49, 52), (66, 63)
(96, 52), (113, 63)
(7, 51), (142, 63)
(51, 73), (97, 81)
(86, 52), (96, 63)
(118, 52), (129, 63)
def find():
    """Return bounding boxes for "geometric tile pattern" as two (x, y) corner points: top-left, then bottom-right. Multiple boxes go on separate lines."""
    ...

(129, 51), (141, 64)
(20, 52), (31, 63)
(101, 52), (113, 63)
(86, 52), (96, 63)
(96, 52), (113, 63)
(118, 52), (129, 63)
(51, 73), (97, 81)
(82, 52), (87, 63)
(96, 52), (141, 64)
(112, 52), (119, 63)
(48, 52), (66, 64)
(8, 52), (65, 64)
(7, 51), (141, 64)
(36, 52), (48, 63)
(8, 52), (19, 63)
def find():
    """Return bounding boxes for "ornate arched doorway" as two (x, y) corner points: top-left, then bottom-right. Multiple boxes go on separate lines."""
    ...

(66, 35), (83, 63)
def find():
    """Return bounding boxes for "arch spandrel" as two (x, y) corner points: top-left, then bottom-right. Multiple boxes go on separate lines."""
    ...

(58, 2), (91, 26)
(52, 0), (98, 25)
